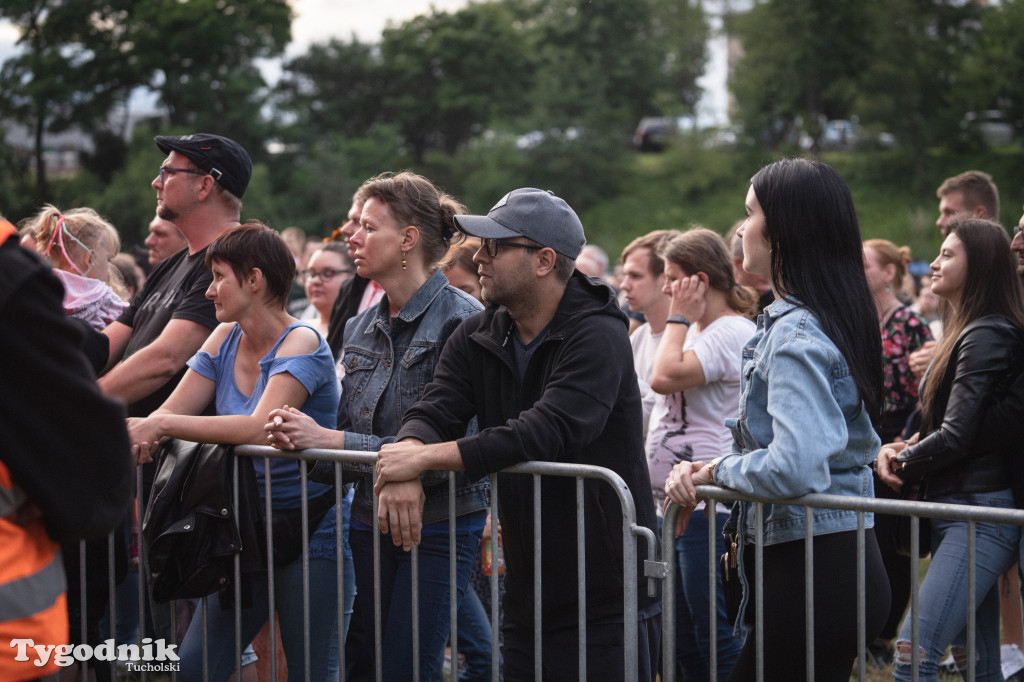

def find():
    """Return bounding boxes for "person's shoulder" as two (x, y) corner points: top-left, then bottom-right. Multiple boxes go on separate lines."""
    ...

(0, 242), (58, 308)
(277, 322), (324, 357)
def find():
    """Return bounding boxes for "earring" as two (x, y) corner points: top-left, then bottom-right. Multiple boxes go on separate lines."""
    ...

(402, 253), (407, 271)
(885, 285), (891, 293)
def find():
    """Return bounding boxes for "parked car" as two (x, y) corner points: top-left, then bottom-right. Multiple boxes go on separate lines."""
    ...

(960, 110), (1014, 146)
(632, 117), (674, 152)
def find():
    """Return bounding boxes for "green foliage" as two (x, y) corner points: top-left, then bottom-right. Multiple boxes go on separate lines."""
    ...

(376, 2), (533, 162)
(274, 38), (382, 140)
(730, 0), (870, 151)
(0, 0), (140, 202)
(127, 0), (292, 157)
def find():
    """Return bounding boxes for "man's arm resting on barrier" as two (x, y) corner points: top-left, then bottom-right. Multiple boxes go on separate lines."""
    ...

(375, 439), (465, 551)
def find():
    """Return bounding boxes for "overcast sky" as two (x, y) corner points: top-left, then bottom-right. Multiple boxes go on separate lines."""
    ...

(0, 1), (471, 68)
(0, 0), (729, 124)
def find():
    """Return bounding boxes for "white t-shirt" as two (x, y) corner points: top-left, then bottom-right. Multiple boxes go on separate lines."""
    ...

(645, 314), (755, 512)
(629, 322), (663, 440)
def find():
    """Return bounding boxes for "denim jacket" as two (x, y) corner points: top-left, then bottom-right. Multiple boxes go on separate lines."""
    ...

(310, 269), (489, 527)
(718, 297), (879, 546)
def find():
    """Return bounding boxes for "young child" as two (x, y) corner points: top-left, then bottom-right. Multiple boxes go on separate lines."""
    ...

(29, 204), (128, 330)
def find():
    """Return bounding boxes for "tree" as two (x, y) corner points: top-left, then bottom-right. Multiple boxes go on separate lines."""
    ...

(0, 0), (139, 204)
(126, 0), (292, 158)
(856, 0), (985, 182)
(274, 37), (383, 141)
(729, 0), (870, 152)
(376, 2), (533, 162)
(957, 0), (1024, 146)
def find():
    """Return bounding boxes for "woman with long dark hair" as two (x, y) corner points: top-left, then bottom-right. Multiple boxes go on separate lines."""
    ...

(665, 158), (891, 680)
(877, 217), (1024, 681)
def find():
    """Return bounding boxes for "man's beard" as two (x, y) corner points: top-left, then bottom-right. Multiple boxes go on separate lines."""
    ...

(157, 205), (180, 223)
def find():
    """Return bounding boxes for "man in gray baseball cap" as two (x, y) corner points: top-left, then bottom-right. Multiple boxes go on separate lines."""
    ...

(453, 187), (585, 259)
(374, 187), (661, 680)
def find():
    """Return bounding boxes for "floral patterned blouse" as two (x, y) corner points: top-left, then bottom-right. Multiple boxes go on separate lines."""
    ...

(880, 305), (933, 439)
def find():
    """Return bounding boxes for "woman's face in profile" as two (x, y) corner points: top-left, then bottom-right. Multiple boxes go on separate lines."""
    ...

(929, 232), (967, 308)
(739, 185), (770, 278)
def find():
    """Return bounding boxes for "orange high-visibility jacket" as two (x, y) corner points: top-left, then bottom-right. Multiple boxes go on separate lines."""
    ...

(0, 461), (68, 680)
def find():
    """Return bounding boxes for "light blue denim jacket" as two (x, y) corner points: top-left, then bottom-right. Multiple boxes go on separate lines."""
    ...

(309, 269), (489, 527)
(717, 297), (879, 547)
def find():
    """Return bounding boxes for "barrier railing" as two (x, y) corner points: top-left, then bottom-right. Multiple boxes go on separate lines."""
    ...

(67, 450), (1024, 682)
(662, 486), (1024, 682)
(64, 444), (660, 682)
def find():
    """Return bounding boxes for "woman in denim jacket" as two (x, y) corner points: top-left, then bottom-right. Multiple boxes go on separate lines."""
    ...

(877, 218), (1024, 682)
(666, 158), (891, 681)
(264, 171), (487, 680)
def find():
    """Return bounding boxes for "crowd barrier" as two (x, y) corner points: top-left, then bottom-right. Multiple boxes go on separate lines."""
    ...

(665, 486), (1024, 682)
(61, 448), (1024, 682)
(62, 445), (660, 682)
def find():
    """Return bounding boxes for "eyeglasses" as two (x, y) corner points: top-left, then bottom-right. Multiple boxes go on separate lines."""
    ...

(302, 268), (352, 282)
(483, 238), (543, 258)
(158, 166), (208, 184)
(1014, 226), (1023, 237)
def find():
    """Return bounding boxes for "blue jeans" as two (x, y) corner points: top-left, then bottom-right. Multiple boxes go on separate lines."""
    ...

(894, 489), (1020, 682)
(346, 525), (481, 680)
(455, 583), (496, 681)
(178, 556), (339, 681)
(675, 510), (742, 682)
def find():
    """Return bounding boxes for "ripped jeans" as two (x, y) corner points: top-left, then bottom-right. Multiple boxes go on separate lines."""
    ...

(893, 489), (1019, 682)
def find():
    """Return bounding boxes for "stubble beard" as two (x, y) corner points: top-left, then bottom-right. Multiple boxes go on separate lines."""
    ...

(157, 204), (180, 223)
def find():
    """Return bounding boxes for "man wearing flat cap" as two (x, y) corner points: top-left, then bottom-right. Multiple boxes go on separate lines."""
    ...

(98, 133), (251, 638)
(374, 188), (661, 681)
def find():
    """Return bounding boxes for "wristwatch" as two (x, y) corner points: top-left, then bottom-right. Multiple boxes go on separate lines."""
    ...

(666, 314), (691, 325)
(705, 457), (722, 483)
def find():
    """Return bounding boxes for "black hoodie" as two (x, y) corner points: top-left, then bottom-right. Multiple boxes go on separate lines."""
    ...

(398, 270), (660, 631)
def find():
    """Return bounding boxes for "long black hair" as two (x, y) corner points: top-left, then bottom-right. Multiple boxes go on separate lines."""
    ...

(751, 158), (883, 424)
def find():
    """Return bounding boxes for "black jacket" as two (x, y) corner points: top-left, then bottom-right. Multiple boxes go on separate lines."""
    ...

(143, 440), (264, 603)
(397, 271), (660, 631)
(896, 315), (1024, 499)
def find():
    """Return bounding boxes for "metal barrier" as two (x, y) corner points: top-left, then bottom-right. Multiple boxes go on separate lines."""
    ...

(662, 485), (1024, 682)
(65, 445), (660, 682)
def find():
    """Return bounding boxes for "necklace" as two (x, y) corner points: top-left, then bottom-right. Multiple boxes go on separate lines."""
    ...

(878, 299), (901, 332)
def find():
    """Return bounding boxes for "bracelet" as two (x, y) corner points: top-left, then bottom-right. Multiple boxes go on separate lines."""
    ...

(666, 314), (690, 325)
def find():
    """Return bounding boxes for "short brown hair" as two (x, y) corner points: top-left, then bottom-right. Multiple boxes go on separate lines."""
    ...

(206, 221), (295, 309)
(937, 170), (999, 222)
(619, 229), (678, 277)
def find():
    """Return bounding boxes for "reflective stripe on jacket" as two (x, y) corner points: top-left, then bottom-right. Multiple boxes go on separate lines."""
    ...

(0, 460), (68, 680)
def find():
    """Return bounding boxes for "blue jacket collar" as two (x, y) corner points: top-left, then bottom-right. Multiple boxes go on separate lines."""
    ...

(364, 269), (450, 332)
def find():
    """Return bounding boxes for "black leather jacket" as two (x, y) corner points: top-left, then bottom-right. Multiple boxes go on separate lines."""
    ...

(895, 315), (1024, 499)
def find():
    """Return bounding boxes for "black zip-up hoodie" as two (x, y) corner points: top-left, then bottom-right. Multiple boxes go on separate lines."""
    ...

(397, 270), (660, 631)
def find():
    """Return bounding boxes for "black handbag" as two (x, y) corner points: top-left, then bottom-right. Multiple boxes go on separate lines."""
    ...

(143, 440), (263, 602)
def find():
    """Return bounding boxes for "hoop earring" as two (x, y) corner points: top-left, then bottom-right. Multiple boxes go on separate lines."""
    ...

(402, 253), (407, 271)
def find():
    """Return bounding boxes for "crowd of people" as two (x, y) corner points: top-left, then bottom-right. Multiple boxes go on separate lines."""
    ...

(4, 128), (1024, 682)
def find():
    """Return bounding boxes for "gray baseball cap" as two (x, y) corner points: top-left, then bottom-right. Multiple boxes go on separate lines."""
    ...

(454, 188), (585, 259)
